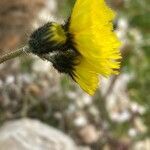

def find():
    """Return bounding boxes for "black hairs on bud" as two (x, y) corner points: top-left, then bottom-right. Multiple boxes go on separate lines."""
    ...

(29, 22), (67, 55)
(44, 50), (79, 79)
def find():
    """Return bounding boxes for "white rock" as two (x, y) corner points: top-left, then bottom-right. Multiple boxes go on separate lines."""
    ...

(0, 119), (78, 150)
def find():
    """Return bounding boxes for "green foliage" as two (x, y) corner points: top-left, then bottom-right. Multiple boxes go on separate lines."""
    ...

(122, 0), (150, 136)
(130, 13), (150, 30)
(57, 0), (75, 19)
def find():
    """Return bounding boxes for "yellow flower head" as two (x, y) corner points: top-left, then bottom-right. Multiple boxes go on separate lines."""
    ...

(29, 0), (122, 95)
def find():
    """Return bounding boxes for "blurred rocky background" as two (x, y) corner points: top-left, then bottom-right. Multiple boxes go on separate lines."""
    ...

(0, 0), (149, 150)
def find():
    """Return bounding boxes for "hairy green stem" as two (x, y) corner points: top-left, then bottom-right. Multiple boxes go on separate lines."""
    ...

(0, 45), (29, 64)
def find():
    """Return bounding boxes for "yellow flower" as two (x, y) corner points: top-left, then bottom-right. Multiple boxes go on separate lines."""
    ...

(69, 0), (122, 95)
(29, 0), (121, 95)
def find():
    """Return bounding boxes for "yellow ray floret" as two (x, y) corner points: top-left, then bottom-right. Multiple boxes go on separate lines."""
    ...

(49, 23), (67, 44)
(74, 57), (99, 95)
(69, 0), (122, 95)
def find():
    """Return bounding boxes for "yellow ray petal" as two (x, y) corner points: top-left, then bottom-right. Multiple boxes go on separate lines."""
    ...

(68, 0), (122, 95)
(74, 57), (99, 95)
(69, 0), (121, 60)
(70, 0), (115, 33)
(88, 58), (121, 77)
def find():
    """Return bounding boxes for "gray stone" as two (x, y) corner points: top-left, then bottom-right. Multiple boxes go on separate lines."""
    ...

(0, 119), (78, 150)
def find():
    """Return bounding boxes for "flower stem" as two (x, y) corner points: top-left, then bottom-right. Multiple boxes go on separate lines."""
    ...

(0, 45), (29, 64)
